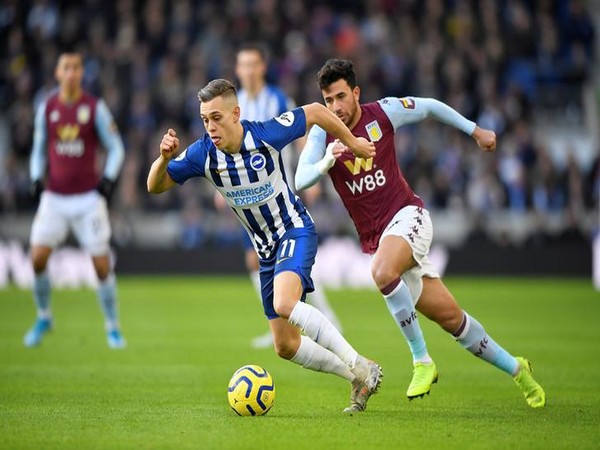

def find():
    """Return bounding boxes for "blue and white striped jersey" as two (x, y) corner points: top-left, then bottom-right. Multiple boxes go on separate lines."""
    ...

(237, 85), (294, 121)
(238, 84), (299, 192)
(167, 107), (313, 259)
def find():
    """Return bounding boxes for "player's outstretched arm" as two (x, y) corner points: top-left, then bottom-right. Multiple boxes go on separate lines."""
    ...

(416, 98), (496, 152)
(302, 102), (375, 159)
(383, 97), (496, 153)
(412, 98), (496, 152)
(147, 128), (179, 194)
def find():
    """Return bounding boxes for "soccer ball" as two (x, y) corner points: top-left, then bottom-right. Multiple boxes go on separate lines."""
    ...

(227, 365), (275, 416)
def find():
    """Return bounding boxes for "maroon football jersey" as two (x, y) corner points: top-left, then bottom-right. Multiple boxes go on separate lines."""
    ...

(44, 92), (100, 194)
(326, 101), (423, 254)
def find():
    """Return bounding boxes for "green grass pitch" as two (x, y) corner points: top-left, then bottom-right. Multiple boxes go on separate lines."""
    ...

(1, 276), (599, 449)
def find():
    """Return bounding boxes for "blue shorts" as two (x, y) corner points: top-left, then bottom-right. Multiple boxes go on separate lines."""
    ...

(259, 226), (317, 319)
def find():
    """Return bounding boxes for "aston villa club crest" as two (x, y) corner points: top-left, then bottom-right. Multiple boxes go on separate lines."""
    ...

(77, 105), (91, 124)
(365, 120), (382, 142)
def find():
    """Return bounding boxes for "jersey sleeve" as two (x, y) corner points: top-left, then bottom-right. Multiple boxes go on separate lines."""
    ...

(95, 99), (125, 180)
(378, 97), (476, 135)
(256, 107), (307, 151)
(295, 125), (327, 190)
(166, 140), (207, 185)
(30, 100), (48, 182)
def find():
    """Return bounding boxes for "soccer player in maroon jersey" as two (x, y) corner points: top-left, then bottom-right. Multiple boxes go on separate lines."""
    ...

(295, 59), (545, 408)
(24, 51), (126, 349)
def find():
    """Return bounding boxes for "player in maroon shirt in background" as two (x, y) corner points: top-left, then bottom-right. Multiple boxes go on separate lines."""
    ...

(24, 50), (126, 349)
(295, 59), (545, 410)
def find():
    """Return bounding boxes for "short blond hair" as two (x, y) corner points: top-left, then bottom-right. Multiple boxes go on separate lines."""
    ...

(198, 79), (237, 103)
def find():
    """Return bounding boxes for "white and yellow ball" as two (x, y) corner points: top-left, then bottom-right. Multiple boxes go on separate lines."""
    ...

(227, 365), (275, 416)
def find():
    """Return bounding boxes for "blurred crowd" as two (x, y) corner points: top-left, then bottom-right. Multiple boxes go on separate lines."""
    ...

(0, 0), (597, 248)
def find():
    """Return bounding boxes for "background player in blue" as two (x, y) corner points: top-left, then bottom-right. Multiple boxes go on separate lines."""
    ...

(232, 42), (342, 348)
(147, 78), (380, 413)
(24, 50), (126, 349)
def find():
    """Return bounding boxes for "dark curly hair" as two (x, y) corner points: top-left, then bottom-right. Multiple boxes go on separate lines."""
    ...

(316, 59), (357, 90)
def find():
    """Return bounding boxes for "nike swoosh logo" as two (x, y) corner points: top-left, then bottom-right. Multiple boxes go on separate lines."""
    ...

(275, 257), (290, 265)
(215, 168), (227, 174)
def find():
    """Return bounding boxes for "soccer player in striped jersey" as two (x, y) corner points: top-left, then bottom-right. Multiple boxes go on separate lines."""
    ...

(295, 59), (545, 409)
(24, 50), (126, 349)
(233, 42), (342, 348)
(148, 78), (381, 413)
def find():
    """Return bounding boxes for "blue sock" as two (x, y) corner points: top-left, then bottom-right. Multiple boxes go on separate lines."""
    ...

(97, 275), (119, 330)
(453, 312), (518, 376)
(382, 278), (430, 363)
(33, 272), (51, 319)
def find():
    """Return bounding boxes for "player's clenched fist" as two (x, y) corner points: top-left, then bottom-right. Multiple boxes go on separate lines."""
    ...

(350, 136), (376, 159)
(472, 126), (496, 152)
(160, 128), (180, 160)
